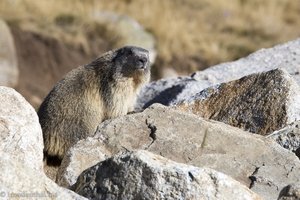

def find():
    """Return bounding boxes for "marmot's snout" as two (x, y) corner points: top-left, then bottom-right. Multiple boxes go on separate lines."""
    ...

(117, 46), (150, 71)
(131, 47), (149, 70)
(132, 47), (149, 69)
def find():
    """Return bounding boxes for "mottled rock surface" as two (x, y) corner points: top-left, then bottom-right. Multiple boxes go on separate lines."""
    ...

(0, 156), (86, 200)
(0, 86), (43, 171)
(72, 150), (262, 200)
(268, 121), (300, 154)
(0, 19), (18, 87)
(278, 183), (300, 200)
(0, 87), (86, 200)
(176, 69), (300, 135)
(58, 105), (300, 200)
(136, 38), (300, 110)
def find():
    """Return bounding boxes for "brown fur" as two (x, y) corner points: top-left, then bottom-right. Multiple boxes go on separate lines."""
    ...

(38, 46), (150, 161)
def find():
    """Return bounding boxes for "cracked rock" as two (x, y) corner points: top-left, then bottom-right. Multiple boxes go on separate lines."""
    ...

(57, 104), (300, 200)
(176, 69), (300, 135)
(71, 150), (262, 200)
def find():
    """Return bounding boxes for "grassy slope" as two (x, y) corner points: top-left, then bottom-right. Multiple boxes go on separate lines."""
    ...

(1, 0), (299, 75)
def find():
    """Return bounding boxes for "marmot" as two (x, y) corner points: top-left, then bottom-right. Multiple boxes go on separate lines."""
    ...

(38, 46), (150, 162)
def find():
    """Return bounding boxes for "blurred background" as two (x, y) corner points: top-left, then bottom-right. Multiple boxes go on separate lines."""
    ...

(0, 0), (299, 108)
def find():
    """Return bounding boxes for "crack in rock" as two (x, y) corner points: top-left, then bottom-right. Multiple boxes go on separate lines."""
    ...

(249, 166), (260, 189)
(188, 171), (195, 182)
(248, 164), (278, 191)
(286, 165), (295, 178)
(145, 119), (157, 149)
(210, 173), (220, 198)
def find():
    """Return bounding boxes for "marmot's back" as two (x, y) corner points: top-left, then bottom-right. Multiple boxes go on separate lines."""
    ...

(38, 46), (150, 163)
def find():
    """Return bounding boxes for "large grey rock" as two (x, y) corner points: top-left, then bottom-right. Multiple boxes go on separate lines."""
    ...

(0, 86), (43, 171)
(0, 156), (86, 200)
(0, 86), (86, 200)
(72, 150), (262, 200)
(136, 38), (300, 110)
(58, 105), (300, 200)
(91, 11), (156, 64)
(0, 19), (18, 87)
(268, 121), (300, 154)
(176, 69), (300, 135)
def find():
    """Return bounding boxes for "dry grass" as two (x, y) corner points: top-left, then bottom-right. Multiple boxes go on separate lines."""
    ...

(0, 0), (299, 75)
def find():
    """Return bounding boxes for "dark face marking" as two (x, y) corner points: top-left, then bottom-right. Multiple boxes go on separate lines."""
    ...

(113, 46), (150, 77)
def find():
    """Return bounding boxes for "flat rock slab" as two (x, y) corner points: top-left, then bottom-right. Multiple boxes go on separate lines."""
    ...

(72, 150), (262, 200)
(136, 38), (300, 110)
(58, 105), (300, 200)
(176, 69), (300, 135)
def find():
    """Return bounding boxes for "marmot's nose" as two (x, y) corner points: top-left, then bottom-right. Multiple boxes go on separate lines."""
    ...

(127, 46), (149, 69)
(135, 53), (149, 69)
(138, 57), (148, 67)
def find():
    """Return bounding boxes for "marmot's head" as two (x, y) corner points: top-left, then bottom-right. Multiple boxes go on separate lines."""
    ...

(113, 46), (150, 77)
(89, 46), (151, 85)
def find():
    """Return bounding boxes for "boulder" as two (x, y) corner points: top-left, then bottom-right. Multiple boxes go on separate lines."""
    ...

(176, 69), (300, 135)
(91, 11), (156, 64)
(58, 104), (300, 200)
(0, 86), (43, 171)
(0, 86), (86, 199)
(0, 19), (18, 87)
(71, 150), (262, 200)
(136, 38), (300, 110)
(0, 156), (86, 200)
